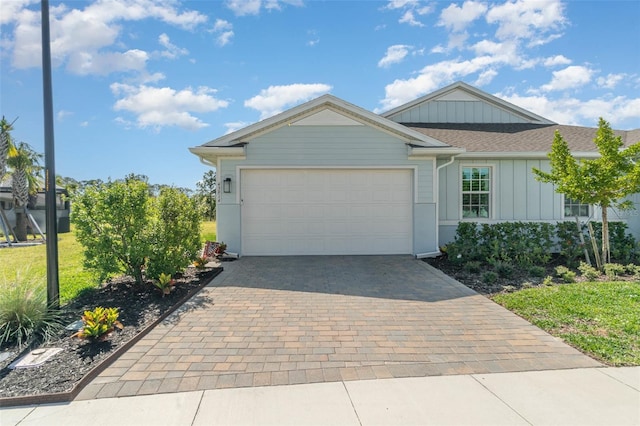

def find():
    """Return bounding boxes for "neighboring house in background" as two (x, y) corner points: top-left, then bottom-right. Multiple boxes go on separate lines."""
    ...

(0, 176), (71, 235)
(190, 81), (640, 257)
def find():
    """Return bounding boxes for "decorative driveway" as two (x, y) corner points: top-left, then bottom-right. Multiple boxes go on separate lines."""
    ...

(77, 256), (600, 400)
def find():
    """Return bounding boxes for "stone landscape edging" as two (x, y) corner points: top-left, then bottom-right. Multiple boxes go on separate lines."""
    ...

(0, 267), (223, 408)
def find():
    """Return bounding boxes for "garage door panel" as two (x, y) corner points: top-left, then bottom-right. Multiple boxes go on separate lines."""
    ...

(241, 169), (412, 255)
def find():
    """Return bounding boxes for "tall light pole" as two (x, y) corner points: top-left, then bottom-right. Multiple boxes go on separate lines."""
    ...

(41, 0), (59, 309)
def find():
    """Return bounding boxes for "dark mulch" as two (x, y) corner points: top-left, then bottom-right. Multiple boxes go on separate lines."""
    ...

(0, 267), (220, 399)
(424, 255), (562, 295)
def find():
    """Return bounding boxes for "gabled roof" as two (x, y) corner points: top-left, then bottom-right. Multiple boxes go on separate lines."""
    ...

(407, 123), (640, 156)
(196, 94), (451, 148)
(382, 81), (555, 125)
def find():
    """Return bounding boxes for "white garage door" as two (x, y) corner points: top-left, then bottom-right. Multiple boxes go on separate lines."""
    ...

(241, 169), (413, 255)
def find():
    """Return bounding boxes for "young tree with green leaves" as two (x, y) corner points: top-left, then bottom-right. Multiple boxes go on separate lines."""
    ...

(196, 170), (216, 221)
(533, 118), (640, 264)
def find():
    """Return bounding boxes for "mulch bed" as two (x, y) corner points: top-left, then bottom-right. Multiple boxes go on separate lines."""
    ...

(0, 267), (221, 404)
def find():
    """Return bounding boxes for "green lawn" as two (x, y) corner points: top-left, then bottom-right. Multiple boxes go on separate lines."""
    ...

(493, 281), (640, 366)
(0, 221), (217, 305)
(0, 230), (96, 305)
(201, 220), (217, 242)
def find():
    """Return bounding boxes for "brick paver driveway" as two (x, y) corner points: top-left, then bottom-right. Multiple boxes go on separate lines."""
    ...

(78, 256), (600, 400)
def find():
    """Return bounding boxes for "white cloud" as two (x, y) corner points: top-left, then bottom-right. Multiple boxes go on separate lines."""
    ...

(224, 121), (251, 134)
(496, 92), (640, 129)
(378, 45), (412, 68)
(543, 55), (572, 67)
(474, 69), (498, 86)
(385, 0), (433, 27)
(541, 65), (593, 92)
(486, 0), (566, 45)
(80, 121), (89, 127)
(211, 19), (234, 46)
(245, 83), (332, 119)
(67, 49), (149, 76)
(158, 33), (189, 59)
(438, 1), (487, 33)
(57, 110), (73, 121)
(225, 0), (303, 16)
(597, 73), (626, 90)
(0, 0), (37, 25)
(4, 0), (206, 74)
(110, 83), (229, 130)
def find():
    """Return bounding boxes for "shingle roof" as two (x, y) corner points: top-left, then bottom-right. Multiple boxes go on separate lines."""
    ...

(404, 123), (640, 153)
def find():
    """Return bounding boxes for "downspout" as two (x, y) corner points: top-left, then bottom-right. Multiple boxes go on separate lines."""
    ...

(416, 155), (459, 259)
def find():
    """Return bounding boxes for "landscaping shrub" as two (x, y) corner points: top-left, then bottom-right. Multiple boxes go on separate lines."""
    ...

(146, 187), (202, 280)
(491, 260), (514, 278)
(463, 261), (482, 273)
(72, 175), (152, 284)
(72, 306), (123, 341)
(555, 265), (576, 283)
(556, 221), (589, 267)
(72, 176), (203, 284)
(482, 271), (498, 284)
(578, 262), (600, 281)
(0, 272), (63, 348)
(446, 222), (481, 264)
(591, 222), (638, 264)
(603, 263), (626, 279)
(528, 265), (546, 277)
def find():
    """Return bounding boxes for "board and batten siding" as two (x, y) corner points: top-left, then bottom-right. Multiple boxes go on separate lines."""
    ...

(437, 158), (561, 246)
(219, 125), (434, 203)
(387, 100), (529, 124)
(215, 124), (438, 255)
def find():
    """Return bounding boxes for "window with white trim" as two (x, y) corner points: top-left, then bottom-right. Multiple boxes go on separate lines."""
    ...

(461, 166), (491, 219)
(564, 197), (590, 218)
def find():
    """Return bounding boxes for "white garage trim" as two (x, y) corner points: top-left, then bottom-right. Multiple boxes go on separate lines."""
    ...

(240, 168), (414, 256)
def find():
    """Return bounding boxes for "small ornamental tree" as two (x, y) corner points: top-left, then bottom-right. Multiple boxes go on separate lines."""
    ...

(533, 118), (640, 264)
(72, 175), (152, 284)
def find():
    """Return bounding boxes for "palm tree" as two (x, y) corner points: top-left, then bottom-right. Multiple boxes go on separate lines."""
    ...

(0, 116), (17, 180)
(7, 142), (43, 241)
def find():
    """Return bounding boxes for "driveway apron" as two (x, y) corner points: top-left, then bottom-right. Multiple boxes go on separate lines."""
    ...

(77, 256), (600, 400)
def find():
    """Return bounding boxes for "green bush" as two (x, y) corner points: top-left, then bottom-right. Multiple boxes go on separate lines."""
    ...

(555, 265), (576, 283)
(528, 265), (546, 277)
(0, 272), (63, 348)
(72, 176), (203, 284)
(146, 187), (202, 280)
(72, 175), (151, 284)
(72, 306), (123, 341)
(482, 271), (499, 284)
(463, 261), (482, 273)
(492, 260), (514, 278)
(603, 263), (626, 278)
(591, 222), (638, 264)
(556, 221), (588, 267)
(446, 222), (481, 264)
(578, 262), (600, 281)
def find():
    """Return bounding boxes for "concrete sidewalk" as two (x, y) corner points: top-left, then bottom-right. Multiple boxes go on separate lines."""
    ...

(3, 367), (638, 426)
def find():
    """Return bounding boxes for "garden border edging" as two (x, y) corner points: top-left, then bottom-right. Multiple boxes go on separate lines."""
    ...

(0, 267), (223, 408)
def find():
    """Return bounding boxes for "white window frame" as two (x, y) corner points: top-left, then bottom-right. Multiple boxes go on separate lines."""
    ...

(460, 165), (494, 220)
(563, 196), (591, 218)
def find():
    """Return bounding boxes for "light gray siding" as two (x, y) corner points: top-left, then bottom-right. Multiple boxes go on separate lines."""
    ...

(388, 101), (529, 124)
(217, 124), (437, 255)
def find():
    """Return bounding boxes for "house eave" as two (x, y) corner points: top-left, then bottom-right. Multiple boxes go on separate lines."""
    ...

(189, 146), (246, 166)
(408, 146), (466, 158)
(456, 151), (601, 159)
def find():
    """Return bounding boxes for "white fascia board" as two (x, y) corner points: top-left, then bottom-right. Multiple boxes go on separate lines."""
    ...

(408, 146), (466, 158)
(199, 94), (449, 148)
(189, 146), (245, 166)
(456, 151), (600, 159)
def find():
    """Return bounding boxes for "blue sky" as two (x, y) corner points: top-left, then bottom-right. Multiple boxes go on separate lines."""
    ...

(1, 0), (639, 189)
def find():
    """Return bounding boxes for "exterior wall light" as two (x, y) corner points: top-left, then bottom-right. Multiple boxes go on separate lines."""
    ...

(223, 177), (232, 193)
